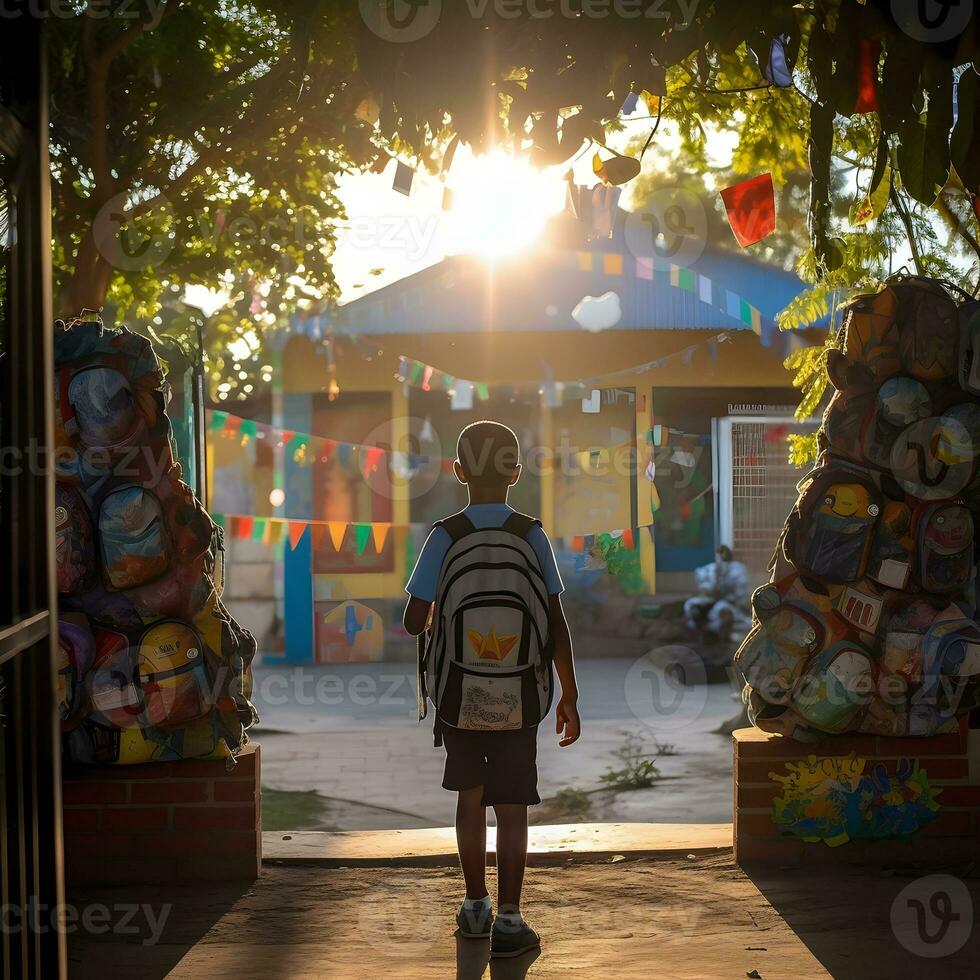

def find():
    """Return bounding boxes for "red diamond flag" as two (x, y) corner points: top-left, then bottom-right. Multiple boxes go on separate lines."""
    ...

(854, 39), (881, 114)
(720, 173), (775, 248)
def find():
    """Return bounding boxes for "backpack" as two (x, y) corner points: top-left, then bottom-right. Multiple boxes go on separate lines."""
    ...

(418, 512), (553, 741)
(53, 320), (258, 764)
(84, 619), (214, 731)
(55, 482), (96, 595)
(784, 459), (882, 584)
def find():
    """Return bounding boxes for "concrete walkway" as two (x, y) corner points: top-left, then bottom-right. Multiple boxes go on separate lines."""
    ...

(68, 826), (980, 979)
(252, 663), (740, 829)
(264, 822), (732, 866)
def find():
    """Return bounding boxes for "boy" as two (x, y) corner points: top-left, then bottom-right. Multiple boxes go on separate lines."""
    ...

(403, 420), (580, 959)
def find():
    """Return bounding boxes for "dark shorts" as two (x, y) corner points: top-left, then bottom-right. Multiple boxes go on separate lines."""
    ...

(441, 726), (540, 806)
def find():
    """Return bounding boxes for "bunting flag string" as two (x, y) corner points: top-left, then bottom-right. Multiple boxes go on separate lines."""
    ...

(209, 409), (638, 476)
(207, 409), (457, 473)
(213, 512), (652, 556)
(397, 331), (735, 402)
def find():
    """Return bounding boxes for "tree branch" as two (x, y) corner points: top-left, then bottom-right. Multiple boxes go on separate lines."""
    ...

(889, 184), (924, 276)
(82, 0), (181, 200)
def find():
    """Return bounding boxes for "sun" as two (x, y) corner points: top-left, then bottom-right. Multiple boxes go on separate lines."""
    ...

(445, 150), (565, 258)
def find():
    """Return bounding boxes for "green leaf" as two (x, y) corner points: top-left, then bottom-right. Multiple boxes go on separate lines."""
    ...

(852, 164), (892, 226)
(896, 113), (949, 205)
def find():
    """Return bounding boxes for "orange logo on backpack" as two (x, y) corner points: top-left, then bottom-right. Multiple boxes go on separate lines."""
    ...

(467, 627), (518, 661)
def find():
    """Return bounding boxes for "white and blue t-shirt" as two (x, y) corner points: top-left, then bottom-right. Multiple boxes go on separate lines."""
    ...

(406, 503), (564, 602)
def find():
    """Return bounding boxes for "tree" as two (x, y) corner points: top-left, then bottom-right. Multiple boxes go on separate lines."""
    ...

(47, 1), (379, 318)
(356, 1), (979, 279)
(37, 0), (980, 413)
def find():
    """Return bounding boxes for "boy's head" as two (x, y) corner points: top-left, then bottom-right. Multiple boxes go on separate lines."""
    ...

(454, 420), (521, 491)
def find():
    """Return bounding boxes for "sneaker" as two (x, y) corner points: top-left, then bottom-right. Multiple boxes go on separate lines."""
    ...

(490, 918), (540, 958)
(456, 899), (493, 938)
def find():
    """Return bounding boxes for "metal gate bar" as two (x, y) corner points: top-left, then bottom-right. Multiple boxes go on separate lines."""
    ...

(1, 8), (66, 978)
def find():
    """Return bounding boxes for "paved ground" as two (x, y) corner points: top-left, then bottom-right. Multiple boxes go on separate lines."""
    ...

(68, 850), (980, 979)
(251, 659), (741, 829)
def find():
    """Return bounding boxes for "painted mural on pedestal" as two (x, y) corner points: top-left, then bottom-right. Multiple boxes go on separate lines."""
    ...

(768, 755), (941, 845)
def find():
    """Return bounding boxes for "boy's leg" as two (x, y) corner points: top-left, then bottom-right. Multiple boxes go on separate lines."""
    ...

(492, 803), (528, 914)
(455, 786), (489, 900)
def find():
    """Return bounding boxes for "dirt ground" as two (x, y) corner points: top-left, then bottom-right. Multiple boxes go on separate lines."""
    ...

(68, 852), (980, 979)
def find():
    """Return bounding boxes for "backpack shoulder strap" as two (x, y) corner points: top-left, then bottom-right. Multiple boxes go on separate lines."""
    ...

(435, 511), (476, 543)
(502, 511), (542, 539)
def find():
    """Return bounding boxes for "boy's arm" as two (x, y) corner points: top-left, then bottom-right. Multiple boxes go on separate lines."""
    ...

(403, 526), (450, 635)
(549, 593), (580, 747)
(403, 596), (432, 636)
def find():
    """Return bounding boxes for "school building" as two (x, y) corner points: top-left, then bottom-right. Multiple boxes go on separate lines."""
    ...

(208, 211), (821, 663)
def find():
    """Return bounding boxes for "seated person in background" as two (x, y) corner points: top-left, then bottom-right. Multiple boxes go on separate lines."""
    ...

(683, 545), (751, 642)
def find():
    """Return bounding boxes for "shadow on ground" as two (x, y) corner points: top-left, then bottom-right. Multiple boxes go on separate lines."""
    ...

(68, 852), (980, 979)
(744, 861), (980, 979)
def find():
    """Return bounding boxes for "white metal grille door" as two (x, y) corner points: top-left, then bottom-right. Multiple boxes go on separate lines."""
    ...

(717, 417), (818, 574)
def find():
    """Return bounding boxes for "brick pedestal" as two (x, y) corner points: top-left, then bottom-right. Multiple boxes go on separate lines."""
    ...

(63, 743), (261, 885)
(734, 722), (980, 865)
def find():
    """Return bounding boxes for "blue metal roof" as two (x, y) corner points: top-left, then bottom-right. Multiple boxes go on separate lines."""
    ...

(293, 211), (821, 346)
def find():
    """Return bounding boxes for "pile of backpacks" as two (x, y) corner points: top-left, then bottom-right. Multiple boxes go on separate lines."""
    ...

(735, 275), (980, 740)
(54, 319), (258, 765)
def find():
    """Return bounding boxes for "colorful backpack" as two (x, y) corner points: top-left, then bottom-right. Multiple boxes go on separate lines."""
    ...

(419, 512), (553, 738)
(833, 286), (901, 383)
(958, 300), (980, 395)
(891, 276), (960, 382)
(55, 482), (96, 595)
(54, 320), (257, 765)
(735, 278), (980, 739)
(784, 460), (882, 584)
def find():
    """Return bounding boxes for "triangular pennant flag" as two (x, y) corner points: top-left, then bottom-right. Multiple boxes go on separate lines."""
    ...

(371, 523), (390, 553)
(268, 521), (284, 545)
(209, 410), (228, 431)
(354, 523), (372, 555)
(362, 446), (384, 478)
(620, 91), (639, 115)
(451, 382), (474, 410)
(475, 383), (490, 401)
(328, 521), (347, 552)
(237, 515), (253, 540)
(393, 161), (415, 196)
(571, 535), (585, 552)
(754, 35), (793, 88)
(239, 419), (257, 444)
(252, 517), (266, 541)
(720, 173), (775, 247)
(288, 521), (307, 549)
(623, 528), (635, 550)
